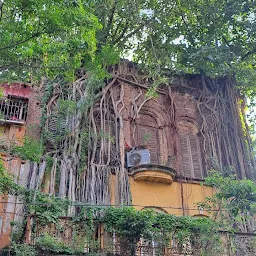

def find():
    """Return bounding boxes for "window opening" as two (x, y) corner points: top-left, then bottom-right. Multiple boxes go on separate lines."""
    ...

(0, 216), (2, 236)
(180, 134), (203, 179)
(0, 96), (28, 123)
(136, 114), (160, 165)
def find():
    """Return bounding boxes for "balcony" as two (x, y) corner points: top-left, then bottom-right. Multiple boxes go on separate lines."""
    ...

(129, 164), (176, 184)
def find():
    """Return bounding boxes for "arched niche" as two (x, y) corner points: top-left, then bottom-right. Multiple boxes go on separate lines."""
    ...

(193, 214), (209, 218)
(133, 99), (169, 165)
(177, 118), (203, 179)
(140, 100), (169, 128)
(142, 206), (168, 214)
(135, 113), (160, 164)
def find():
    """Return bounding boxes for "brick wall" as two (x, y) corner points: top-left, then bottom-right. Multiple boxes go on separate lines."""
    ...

(0, 83), (42, 140)
(25, 86), (42, 140)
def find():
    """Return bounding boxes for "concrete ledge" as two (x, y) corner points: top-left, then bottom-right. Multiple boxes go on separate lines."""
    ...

(129, 164), (176, 184)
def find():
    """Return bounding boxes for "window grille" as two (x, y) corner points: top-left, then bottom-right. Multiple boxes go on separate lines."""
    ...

(0, 96), (28, 123)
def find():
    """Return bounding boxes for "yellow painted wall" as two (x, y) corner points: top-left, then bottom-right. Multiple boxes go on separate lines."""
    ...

(182, 182), (214, 216)
(128, 177), (214, 216)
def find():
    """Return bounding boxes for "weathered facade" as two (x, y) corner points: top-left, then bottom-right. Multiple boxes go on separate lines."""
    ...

(0, 83), (41, 248)
(0, 61), (255, 254)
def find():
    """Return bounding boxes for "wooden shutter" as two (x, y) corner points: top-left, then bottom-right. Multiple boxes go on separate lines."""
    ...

(137, 125), (159, 164)
(180, 134), (203, 179)
(180, 135), (192, 177)
(189, 134), (203, 179)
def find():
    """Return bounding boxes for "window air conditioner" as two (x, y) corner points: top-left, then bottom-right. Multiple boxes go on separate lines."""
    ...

(126, 149), (150, 168)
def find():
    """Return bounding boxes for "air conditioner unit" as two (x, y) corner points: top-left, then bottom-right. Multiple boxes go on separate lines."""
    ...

(126, 149), (150, 168)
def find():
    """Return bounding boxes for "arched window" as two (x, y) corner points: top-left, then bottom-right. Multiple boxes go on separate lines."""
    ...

(178, 120), (203, 179)
(136, 114), (160, 164)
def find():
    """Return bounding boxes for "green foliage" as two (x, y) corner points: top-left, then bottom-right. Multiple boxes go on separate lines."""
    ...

(1, 0), (255, 112)
(0, 175), (23, 196)
(35, 233), (74, 254)
(84, 45), (120, 79)
(204, 171), (256, 217)
(0, 171), (25, 196)
(35, 207), (101, 254)
(0, 167), (69, 225)
(102, 207), (221, 254)
(142, 133), (151, 144)
(103, 207), (155, 244)
(92, 0), (256, 102)
(58, 99), (77, 117)
(145, 77), (169, 98)
(0, 88), (3, 98)
(1, 0), (255, 82)
(11, 243), (36, 256)
(0, 166), (224, 256)
(0, 158), (6, 176)
(11, 220), (27, 243)
(0, 166), (223, 254)
(0, 0), (101, 81)
(12, 137), (44, 163)
(25, 191), (70, 225)
(72, 207), (102, 253)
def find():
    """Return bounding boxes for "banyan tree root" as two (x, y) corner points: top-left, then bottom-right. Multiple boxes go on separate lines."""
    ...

(83, 82), (131, 205)
(25, 75), (131, 214)
(25, 69), (255, 216)
(173, 75), (255, 180)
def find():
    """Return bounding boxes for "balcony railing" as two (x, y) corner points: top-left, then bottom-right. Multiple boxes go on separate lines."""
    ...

(0, 97), (28, 124)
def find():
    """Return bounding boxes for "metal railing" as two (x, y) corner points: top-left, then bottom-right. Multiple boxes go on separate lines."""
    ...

(0, 97), (28, 123)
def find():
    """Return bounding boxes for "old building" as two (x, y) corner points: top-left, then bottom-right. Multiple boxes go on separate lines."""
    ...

(0, 61), (255, 253)
(0, 83), (41, 248)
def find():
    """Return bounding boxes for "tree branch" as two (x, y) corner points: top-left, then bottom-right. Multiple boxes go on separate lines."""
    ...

(241, 48), (256, 61)
(111, 21), (129, 45)
(0, 63), (67, 71)
(0, 32), (41, 51)
(102, 0), (118, 43)
(111, 18), (125, 40)
(116, 24), (145, 47)
(0, 1), (4, 22)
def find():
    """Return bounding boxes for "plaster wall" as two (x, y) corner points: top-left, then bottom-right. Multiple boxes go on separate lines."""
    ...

(0, 157), (22, 248)
(129, 177), (214, 216)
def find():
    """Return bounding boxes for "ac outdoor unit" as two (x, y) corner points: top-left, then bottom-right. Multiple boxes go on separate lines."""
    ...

(126, 149), (150, 168)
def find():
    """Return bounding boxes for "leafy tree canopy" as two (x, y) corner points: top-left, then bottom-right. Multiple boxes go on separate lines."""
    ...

(94, 0), (256, 89)
(0, 0), (101, 81)
(0, 0), (255, 93)
(204, 171), (256, 216)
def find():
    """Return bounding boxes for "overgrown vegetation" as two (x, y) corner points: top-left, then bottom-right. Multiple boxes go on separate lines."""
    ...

(1, 168), (256, 255)
(11, 137), (44, 163)
(35, 234), (75, 255)
(0, 0), (256, 255)
(198, 171), (256, 233)
(102, 207), (222, 255)
(11, 243), (36, 256)
(1, 1), (255, 86)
